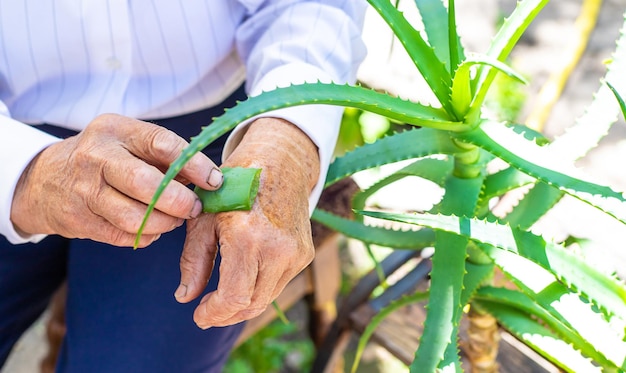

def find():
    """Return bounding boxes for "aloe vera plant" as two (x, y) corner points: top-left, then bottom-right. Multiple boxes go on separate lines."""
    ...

(138, 0), (626, 371)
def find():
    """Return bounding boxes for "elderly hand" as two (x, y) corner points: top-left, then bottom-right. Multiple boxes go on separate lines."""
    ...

(175, 118), (319, 329)
(10, 114), (223, 248)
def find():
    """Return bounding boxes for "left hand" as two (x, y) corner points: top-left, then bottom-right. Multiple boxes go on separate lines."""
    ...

(174, 117), (320, 328)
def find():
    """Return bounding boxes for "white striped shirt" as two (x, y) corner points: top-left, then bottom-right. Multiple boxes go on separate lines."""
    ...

(0, 0), (367, 244)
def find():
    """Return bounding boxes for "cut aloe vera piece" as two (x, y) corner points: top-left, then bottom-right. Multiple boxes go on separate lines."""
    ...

(194, 167), (261, 213)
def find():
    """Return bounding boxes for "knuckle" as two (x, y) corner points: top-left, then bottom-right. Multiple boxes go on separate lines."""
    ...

(239, 305), (268, 320)
(221, 294), (252, 312)
(109, 208), (143, 233)
(89, 113), (119, 133)
(148, 128), (184, 161)
(105, 227), (133, 247)
(70, 144), (99, 169)
(126, 166), (153, 193)
(165, 188), (195, 214)
(179, 252), (198, 273)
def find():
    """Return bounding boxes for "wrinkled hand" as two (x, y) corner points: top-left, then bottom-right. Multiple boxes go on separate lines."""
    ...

(10, 114), (223, 247)
(175, 118), (320, 329)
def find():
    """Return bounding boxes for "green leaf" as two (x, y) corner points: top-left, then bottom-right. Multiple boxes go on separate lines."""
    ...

(351, 291), (430, 373)
(351, 157), (453, 213)
(451, 53), (527, 118)
(438, 261), (494, 371)
(480, 167), (535, 203)
(475, 301), (603, 373)
(480, 38), (626, 224)
(608, 81), (626, 121)
(325, 128), (460, 188)
(411, 176), (483, 372)
(356, 212), (626, 323)
(413, 0), (465, 72)
(468, 0), (549, 120)
(475, 287), (618, 369)
(367, 0), (454, 115)
(456, 120), (626, 225)
(446, 0), (461, 75)
(411, 231), (467, 372)
(311, 208), (435, 250)
(490, 182), (564, 230)
(135, 82), (459, 247)
(550, 17), (625, 161)
(475, 245), (626, 370)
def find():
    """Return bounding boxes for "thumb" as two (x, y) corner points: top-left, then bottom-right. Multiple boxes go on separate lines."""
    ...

(175, 215), (218, 303)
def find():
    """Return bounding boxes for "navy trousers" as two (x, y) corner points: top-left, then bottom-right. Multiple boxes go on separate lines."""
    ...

(0, 86), (248, 372)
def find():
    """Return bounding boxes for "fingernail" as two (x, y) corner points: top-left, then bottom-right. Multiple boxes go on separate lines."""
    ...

(198, 324), (212, 330)
(207, 168), (223, 188)
(174, 283), (188, 300)
(190, 199), (202, 218)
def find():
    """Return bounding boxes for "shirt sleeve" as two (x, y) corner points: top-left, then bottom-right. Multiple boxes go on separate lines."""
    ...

(224, 0), (367, 214)
(0, 102), (61, 244)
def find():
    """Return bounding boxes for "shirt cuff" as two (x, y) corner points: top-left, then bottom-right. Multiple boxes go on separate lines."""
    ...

(0, 116), (61, 244)
(223, 63), (342, 215)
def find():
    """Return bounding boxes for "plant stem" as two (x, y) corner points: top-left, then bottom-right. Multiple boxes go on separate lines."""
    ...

(464, 307), (501, 373)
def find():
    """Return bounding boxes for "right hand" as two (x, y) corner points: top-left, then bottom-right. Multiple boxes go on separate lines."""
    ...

(10, 114), (223, 248)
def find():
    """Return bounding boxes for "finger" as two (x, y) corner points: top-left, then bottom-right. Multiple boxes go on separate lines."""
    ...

(224, 268), (294, 326)
(207, 265), (282, 327)
(175, 215), (219, 303)
(114, 118), (223, 190)
(192, 243), (261, 329)
(87, 184), (184, 235)
(70, 213), (161, 248)
(102, 155), (203, 219)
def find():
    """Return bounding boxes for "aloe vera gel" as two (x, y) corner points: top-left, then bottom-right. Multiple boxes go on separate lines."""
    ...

(194, 167), (261, 213)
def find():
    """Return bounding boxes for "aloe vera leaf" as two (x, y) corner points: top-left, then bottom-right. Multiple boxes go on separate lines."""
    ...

(134, 82), (459, 248)
(367, 0), (454, 115)
(193, 167), (261, 213)
(456, 120), (626, 225)
(480, 167), (535, 203)
(438, 260), (494, 371)
(608, 81), (626, 120)
(357, 211), (626, 323)
(350, 291), (430, 373)
(489, 182), (564, 230)
(477, 123), (546, 206)
(345, 156), (449, 284)
(468, 0), (549, 120)
(351, 157), (453, 213)
(447, 0), (461, 76)
(311, 208), (435, 250)
(474, 287), (618, 369)
(411, 175), (483, 372)
(479, 27), (626, 223)
(361, 210), (626, 368)
(548, 15), (626, 162)
(508, 123), (551, 144)
(413, 0), (465, 72)
(485, 249), (626, 371)
(451, 53), (528, 118)
(325, 128), (460, 188)
(478, 241), (626, 370)
(493, 26), (626, 228)
(412, 231), (467, 372)
(349, 157), (451, 287)
(474, 301), (603, 373)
